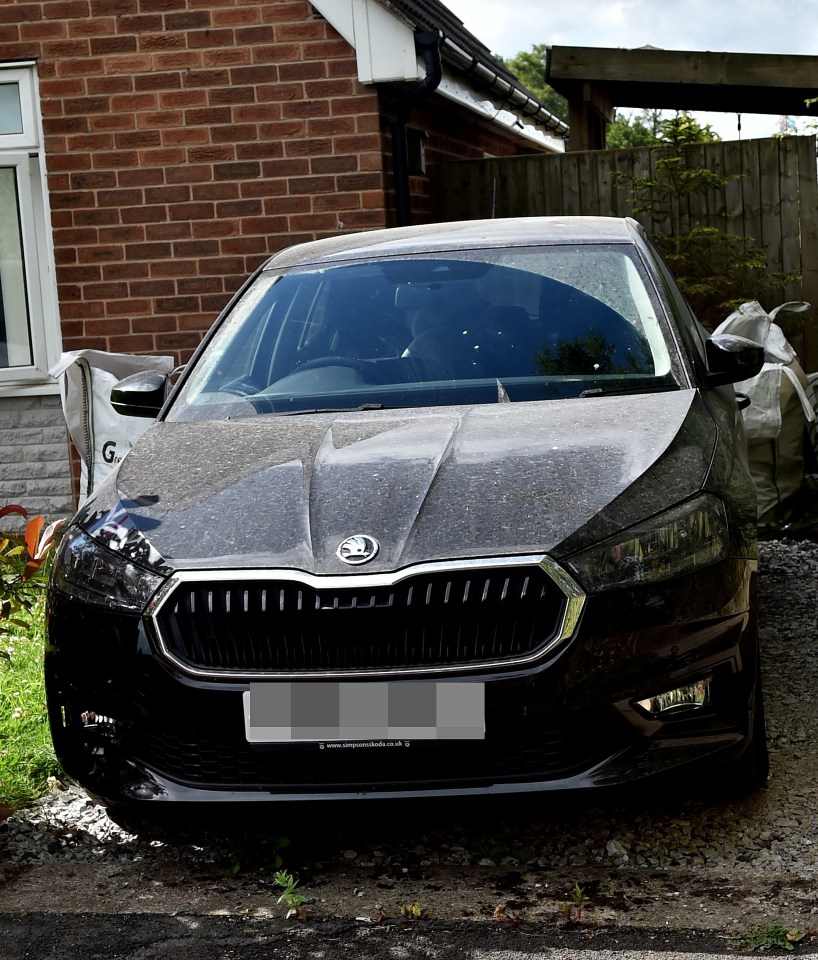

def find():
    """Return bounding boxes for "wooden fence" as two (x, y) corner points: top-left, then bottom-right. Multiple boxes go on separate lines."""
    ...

(431, 136), (818, 368)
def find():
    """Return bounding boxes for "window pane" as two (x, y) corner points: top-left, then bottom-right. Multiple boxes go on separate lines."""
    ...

(0, 85), (23, 136)
(0, 167), (32, 367)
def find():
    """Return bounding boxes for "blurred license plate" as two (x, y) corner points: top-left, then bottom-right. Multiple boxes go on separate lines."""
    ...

(243, 681), (484, 743)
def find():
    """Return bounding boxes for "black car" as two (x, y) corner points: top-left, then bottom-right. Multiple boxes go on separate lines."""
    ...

(45, 216), (767, 809)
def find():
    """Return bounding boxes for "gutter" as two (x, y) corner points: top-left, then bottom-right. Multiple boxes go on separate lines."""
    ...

(441, 37), (570, 137)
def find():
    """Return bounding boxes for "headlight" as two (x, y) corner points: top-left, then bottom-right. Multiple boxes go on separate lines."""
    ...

(50, 526), (165, 612)
(566, 494), (729, 592)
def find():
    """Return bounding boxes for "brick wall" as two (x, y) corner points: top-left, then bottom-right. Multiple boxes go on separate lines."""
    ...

(3, 0), (389, 367)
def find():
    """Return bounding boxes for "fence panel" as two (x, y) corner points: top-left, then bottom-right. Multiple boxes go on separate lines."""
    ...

(431, 135), (818, 367)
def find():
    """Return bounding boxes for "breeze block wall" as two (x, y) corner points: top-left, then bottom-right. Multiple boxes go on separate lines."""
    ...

(4, 0), (389, 367)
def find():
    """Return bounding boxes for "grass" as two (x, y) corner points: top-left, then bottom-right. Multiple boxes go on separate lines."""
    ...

(0, 596), (59, 810)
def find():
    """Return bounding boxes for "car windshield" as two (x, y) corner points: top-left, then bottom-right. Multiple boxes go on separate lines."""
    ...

(168, 244), (681, 421)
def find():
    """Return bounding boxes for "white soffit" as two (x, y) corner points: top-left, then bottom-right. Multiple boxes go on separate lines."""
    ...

(311, 0), (419, 82)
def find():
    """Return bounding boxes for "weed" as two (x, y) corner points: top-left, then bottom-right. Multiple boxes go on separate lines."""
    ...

(738, 923), (806, 952)
(560, 883), (591, 923)
(273, 869), (307, 920)
(400, 902), (425, 920)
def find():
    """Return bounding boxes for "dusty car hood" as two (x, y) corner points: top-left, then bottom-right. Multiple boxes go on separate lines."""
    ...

(102, 390), (712, 573)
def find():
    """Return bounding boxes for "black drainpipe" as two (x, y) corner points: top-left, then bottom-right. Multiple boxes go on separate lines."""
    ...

(389, 29), (442, 228)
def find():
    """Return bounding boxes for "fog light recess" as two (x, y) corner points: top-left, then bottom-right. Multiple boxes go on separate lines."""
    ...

(636, 678), (711, 718)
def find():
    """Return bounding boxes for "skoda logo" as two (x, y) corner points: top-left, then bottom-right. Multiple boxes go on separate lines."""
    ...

(337, 534), (379, 565)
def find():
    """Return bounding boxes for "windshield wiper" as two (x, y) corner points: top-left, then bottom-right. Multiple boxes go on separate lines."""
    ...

(579, 384), (679, 398)
(276, 403), (386, 416)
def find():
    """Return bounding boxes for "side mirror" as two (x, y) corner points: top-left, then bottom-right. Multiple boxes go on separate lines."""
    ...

(704, 334), (765, 388)
(110, 370), (169, 418)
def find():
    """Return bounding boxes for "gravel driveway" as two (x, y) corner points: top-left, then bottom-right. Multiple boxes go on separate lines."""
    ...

(2, 538), (817, 937)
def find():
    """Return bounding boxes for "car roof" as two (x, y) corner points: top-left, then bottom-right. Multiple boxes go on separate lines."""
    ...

(263, 217), (643, 270)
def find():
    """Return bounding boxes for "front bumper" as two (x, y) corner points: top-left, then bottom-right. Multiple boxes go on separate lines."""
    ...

(45, 558), (758, 807)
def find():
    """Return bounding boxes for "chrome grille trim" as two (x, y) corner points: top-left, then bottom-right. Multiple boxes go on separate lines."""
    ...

(147, 554), (586, 680)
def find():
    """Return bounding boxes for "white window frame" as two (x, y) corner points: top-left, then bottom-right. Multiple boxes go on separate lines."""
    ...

(0, 62), (61, 394)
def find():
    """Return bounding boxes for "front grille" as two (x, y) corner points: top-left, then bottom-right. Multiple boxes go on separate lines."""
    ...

(131, 707), (631, 789)
(151, 560), (578, 677)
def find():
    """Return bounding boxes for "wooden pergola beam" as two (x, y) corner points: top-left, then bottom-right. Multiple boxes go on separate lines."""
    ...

(547, 45), (818, 149)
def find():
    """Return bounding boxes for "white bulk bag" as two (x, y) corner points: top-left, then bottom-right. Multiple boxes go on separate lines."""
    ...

(713, 301), (815, 520)
(50, 350), (174, 502)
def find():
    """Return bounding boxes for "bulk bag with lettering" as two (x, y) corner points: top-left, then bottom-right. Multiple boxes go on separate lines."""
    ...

(713, 301), (814, 521)
(50, 350), (174, 502)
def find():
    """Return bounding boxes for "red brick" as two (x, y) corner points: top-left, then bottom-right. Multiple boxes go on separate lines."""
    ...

(235, 142), (283, 161)
(237, 215), (289, 235)
(41, 38), (91, 57)
(68, 16), (117, 37)
(87, 74), (133, 94)
(255, 82), (301, 102)
(235, 25), (275, 45)
(187, 28), (234, 50)
(163, 10), (212, 31)
(117, 168), (165, 187)
(211, 123), (257, 143)
(306, 116), (355, 137)
(260, 157), (309, 178)
(111, 92), (158, 112)
(137, 31), (187, 52)
(138, 147), (187, 167)
(126, 242), (174, 260)
(171, 239), (221, 258)
(258, 119), (306, 140)
(166, 164), (213, 184)
(301, 38), (350, 61)
(145, 185), (190, 204)
(159, 89), (208, 108)
(97, 225), (147, 243)
(169, 201), (215, 221)
(116, 130), (162, 149)
(90, 34), (137, 54)
(214, 199), (262, 218)
(287, 175), (334, 195)
(208, 85), (256, 106)
(154, 332), (202, 351)
(313, 193), (362, 212)
(145, 222), (192, 241)
(304, 77), (355, 98)
(103, 262), (150, 280)
(201, 48), (250, 68)
(214, 160), (260, 180)
(128, 279), (175, 298)
(21, 19), (68, 40)
(107, 334), (157, 350)
(90, 114), (137, 132)
(288, 212), (340, 232)
(278, 60), (325, 81)
(283, 136), (332, 158)
(187, 145), (236, 164)
(274, 20), (326, 42)
(192, 182), (240, 201)
(282, 99), (329, 119)
(212, 7), (261, 27)
(96, 188), (143, 207)
(134, 71), (183, 92)
(310, 154), (358, 174)
(152, 259), (197, 279)
(184, 106), (233, 126)
(190, 219), (239, 239)
(160, 128), (207, 151)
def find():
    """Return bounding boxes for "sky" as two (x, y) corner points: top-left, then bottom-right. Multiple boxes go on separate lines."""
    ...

(443, 0), (818, 140)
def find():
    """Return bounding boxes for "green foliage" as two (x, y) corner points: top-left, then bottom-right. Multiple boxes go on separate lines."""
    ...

(607, 109), (720, 150)
(273, 869), (307, 920)
(497, 44), (567, 121)
(738, 923), (806, 952)
(0, 506), (62, 634)
(0, 599), (59, 808)
(560, 883), (591, 923)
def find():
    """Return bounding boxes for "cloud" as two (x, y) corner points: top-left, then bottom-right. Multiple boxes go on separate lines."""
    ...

(447, 0), (818, 58)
